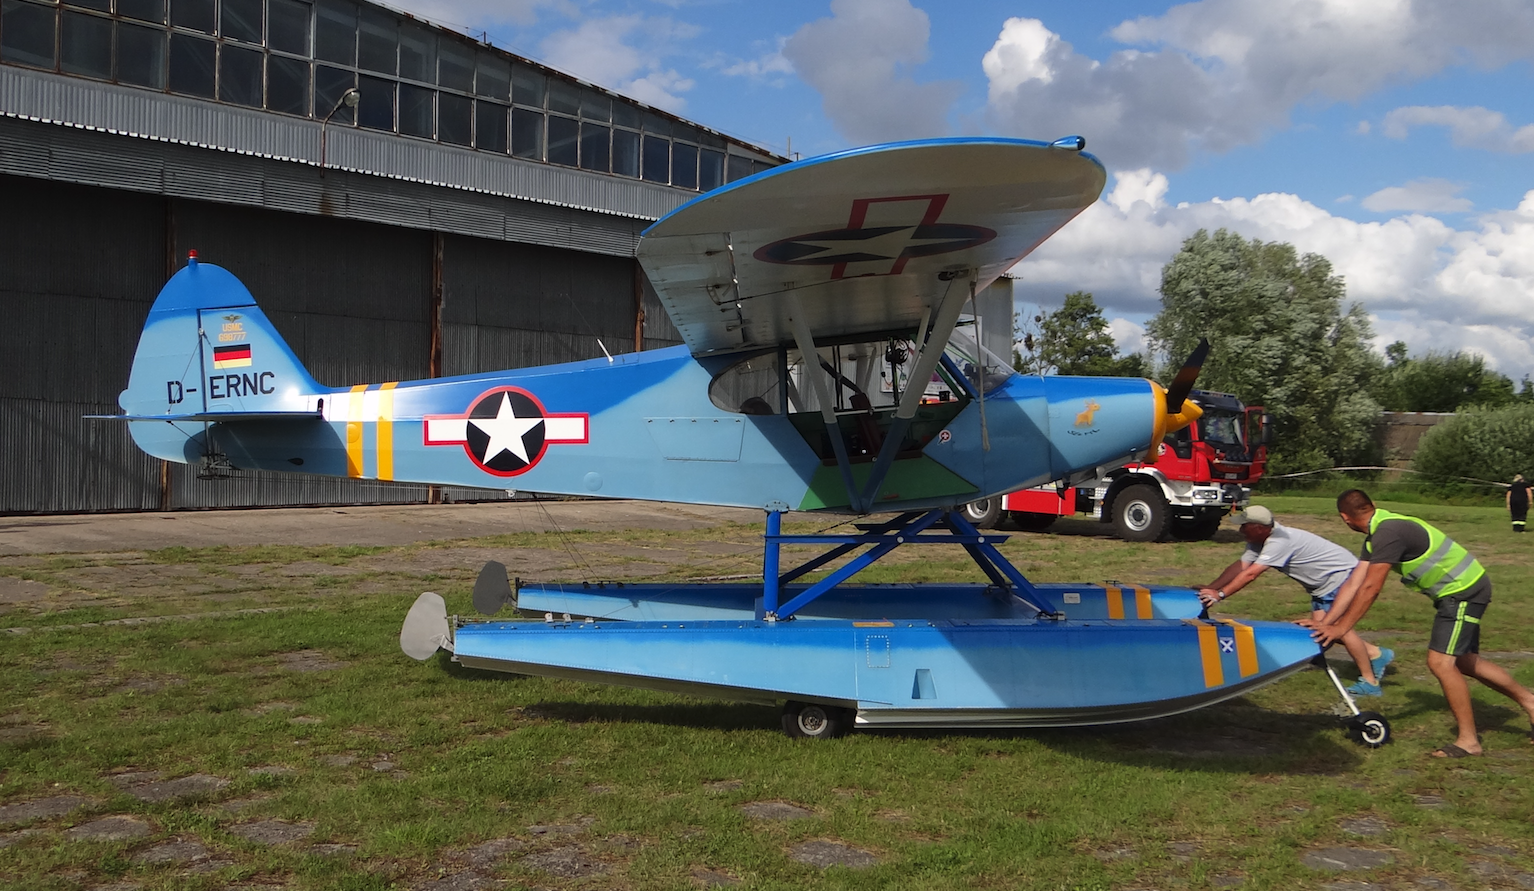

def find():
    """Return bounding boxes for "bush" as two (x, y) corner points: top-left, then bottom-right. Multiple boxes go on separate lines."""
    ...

(1412, 404), (1534, 485)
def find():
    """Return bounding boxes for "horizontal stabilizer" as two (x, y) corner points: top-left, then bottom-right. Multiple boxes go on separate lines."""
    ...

(86, 410), (325, 422)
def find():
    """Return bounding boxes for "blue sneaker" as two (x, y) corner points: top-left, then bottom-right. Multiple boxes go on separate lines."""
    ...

(1345, 679), (1383, 697)
(1370, 648), (1395, 683)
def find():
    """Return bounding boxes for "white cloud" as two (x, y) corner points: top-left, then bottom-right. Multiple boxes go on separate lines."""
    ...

(536, 15), (699, 110)
(982, 1), (1534, 170)
(780, 0), (963, 143)
(1013, 172), (1534, 378)
(1107, 317), (1149, 357)
(717, 39), (795, 80)
(1380, 105), (1534, 153)
(1362, 178), (1473, 213)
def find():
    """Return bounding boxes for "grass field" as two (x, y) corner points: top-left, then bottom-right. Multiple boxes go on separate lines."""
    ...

(2, 495), (1532, 890)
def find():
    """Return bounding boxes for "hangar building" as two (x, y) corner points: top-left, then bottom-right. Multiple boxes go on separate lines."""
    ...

(0, 0), (785, 512)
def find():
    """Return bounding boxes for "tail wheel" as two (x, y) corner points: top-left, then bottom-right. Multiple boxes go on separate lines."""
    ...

(1110, 484), (1170, 542)
(781, 701), (852, 739)
(1346, 711), (1392, 748)
(959, 498), (1002, 529)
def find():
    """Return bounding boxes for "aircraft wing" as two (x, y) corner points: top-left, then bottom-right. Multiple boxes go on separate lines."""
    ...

(638, 137), (1106, 356)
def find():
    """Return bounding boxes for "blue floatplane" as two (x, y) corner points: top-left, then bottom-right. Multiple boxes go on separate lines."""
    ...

(104, 136), (1326, 737)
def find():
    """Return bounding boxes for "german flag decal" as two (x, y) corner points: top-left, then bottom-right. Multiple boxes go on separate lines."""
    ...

(213, 344), (252, 368)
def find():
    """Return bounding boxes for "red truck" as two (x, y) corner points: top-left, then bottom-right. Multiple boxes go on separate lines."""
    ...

(962, 390), (1270, 541)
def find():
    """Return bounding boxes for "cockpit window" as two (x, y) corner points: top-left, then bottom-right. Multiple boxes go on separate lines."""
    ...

(708, 351), (782, 415)
(944, 326), (1014, 395)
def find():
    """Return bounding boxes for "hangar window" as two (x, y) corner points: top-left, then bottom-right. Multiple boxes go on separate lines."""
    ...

(168, 32), (216, 97)
(396, 20), (431, 82)
(118, 0), (164, 23)
(266, 0), (307, 54)
(220, 0), (261, 43)
(1, 0), (57, 70)
(611, 98), (639, 129)
(115, 20), (164, 87)
(579, 122), (608, 172)
(437, 39), (471, 92)
(266, 52), (308, 115)
(171, 0), (214, 34)
(611, 127), (638, 177)
(398, 81), (432, 137)
(475, 51), (507, 100)
(356, 72), (393, 130)
(66, 0), (110, 10)
(545, 113), (577, 166)
(699, 149), (723, 192)
(356, 8), (395, 75)
(510, 106), (542, 159)
(217, 41), (263, 106)
(641, 134), (668, 183)
(671, 142), (697, 190)
(474, 100), (506, 152)
(510, 63), (543, 107)
(726, 154), (752, 183)
(313, 0), (354, 66)
(438, 91), (471, 145)
(313, 64), (355, 123)
(580, 88), (608, 122)
(547, 77), (578, 115)
(61, 11), (113, 80)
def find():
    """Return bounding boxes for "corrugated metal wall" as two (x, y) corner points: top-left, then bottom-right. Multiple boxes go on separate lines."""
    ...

(0, 173), (685, 513)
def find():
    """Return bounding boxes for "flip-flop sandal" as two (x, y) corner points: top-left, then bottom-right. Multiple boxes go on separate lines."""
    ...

(1428, 743), (1479, 758)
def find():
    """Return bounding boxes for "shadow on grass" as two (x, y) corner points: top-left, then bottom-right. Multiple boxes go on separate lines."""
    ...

(514, 699), (780, 733)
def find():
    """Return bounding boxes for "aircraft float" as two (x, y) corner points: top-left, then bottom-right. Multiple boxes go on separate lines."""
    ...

(106, 136), (1382, 742)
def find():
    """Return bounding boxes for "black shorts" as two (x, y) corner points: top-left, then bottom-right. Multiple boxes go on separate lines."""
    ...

(1428, 597), (1487, 656)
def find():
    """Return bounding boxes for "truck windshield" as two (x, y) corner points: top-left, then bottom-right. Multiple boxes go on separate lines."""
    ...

(1198, 411), (1246, 447)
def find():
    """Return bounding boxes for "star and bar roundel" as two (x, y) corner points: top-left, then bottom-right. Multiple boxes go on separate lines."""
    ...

(423, 387), (588, 476)
(753, 194), (995, 280)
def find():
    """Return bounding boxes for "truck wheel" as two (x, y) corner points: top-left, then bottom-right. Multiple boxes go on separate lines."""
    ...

(1009, 511), (1057, 533)
(1111, 484), (1169, 542)
(959, 498), (1002, 529)
(1171, 514), (1224, 541)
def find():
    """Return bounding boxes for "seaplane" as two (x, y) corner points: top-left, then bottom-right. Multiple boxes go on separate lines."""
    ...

(105, 136), (1370, 741)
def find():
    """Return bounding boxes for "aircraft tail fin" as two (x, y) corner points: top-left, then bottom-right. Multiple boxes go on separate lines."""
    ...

(117, 254), (326, 462)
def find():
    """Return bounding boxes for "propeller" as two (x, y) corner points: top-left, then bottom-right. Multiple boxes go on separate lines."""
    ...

(1164, 338), (1210, 414)
(1146, 338), (1209, 460)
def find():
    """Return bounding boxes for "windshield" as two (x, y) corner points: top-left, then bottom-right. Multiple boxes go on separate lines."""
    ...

(1197, 410), (1246, 447)
(944, 326), (1014, 395)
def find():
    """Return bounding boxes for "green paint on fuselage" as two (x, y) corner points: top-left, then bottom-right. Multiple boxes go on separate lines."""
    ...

(797, 456), (978, 511)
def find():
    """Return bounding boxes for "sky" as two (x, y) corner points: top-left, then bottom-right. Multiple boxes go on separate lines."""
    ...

(396, 0), (1534, 380)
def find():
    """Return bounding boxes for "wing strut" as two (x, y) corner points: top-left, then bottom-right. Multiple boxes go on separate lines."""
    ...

(857, 273), (971, 509)
(787, 294), (863, 512)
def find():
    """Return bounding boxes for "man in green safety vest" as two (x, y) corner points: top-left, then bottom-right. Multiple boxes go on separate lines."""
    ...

(1306, 489), (1534, 758)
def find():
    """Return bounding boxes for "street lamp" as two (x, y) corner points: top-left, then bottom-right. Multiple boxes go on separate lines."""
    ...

(320, 88), (361, 174)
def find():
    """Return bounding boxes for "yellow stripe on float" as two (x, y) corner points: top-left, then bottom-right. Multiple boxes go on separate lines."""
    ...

(1133, 585), (1153, 619)
(346, 384), (367, 478)
(1215, 618), (1260, 678)
(1184, 619), (1224, 688)
(377, 382), (397, 481)
(1105, 586), (1125, 620)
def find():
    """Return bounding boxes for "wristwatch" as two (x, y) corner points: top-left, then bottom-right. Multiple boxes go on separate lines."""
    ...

(1216, 590), (1227, 600)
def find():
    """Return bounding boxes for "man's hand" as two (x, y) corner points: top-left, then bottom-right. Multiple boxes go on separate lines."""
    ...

(1197, 587), (1222, 607)
(1307, 622), (1349, 648)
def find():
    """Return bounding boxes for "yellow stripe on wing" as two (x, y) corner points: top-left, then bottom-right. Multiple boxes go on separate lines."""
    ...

(1105, 586), (1125, 620)
(377, 382), (398, 481)
(1184, 619), (1225, 688)
(1214, 618), (1260, 678)
(1132, 585), (1153, 619)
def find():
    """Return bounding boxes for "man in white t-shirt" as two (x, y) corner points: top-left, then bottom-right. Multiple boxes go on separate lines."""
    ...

(1198, 505), (1394, 696)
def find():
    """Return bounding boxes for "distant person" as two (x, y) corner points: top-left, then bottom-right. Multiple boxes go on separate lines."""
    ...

(1307, 490), (1534, 758)
(1507, 474), (1530, 533)
(1198, 505), (1392, 696)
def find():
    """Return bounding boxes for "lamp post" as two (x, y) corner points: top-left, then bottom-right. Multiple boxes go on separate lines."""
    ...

(320, 88), (361, 175)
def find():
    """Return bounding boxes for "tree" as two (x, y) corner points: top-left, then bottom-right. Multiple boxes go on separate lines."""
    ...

(1413, 404), (1534, 484)
(1375, 341), (1516, 411)
(1015, 292), (1145, 377)
(1146, 229), (1383, 474)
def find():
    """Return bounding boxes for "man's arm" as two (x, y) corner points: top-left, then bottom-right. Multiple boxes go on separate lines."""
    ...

(1305, 562), (1392, 646)
(1198, 560), (1267, 607)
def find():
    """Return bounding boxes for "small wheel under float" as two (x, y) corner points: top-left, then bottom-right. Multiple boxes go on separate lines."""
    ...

(781, 701), (853, 739)
(1345, 711), (1392, 748)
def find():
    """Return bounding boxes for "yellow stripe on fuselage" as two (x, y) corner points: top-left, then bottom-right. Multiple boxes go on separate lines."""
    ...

(1184, 619), (1225, 688)
(1214, 618), (1260, 678)
(346, 384), (366, 478)
(1132, 585), (1153, 619)
(1105, 586), (1125, 620)
(377, 382), (397, 481)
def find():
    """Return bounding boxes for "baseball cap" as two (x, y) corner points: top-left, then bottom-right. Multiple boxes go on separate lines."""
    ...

(1229, 505), (1274, 526)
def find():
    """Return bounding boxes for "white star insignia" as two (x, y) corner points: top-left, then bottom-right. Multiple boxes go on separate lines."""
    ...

(471, 392), (543, 464)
